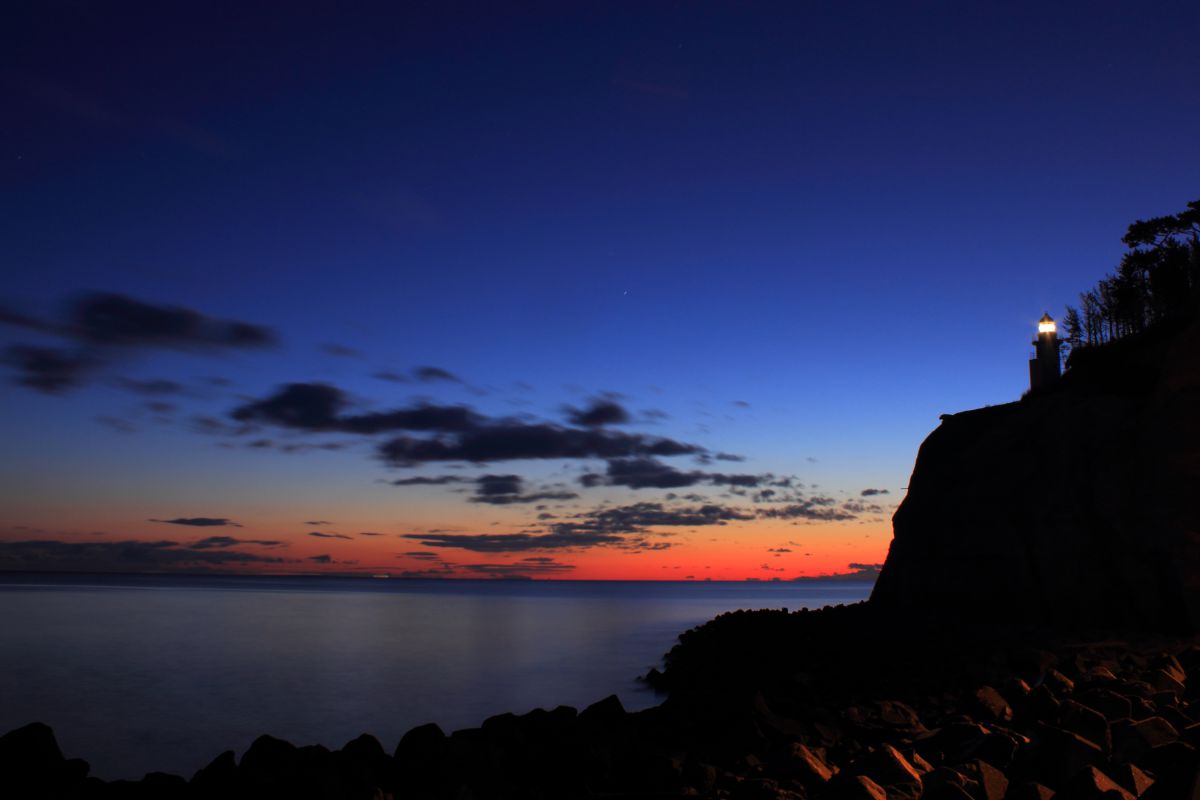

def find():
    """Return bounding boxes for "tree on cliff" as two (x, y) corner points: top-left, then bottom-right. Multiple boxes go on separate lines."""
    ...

(1068, 199), (1200, 351)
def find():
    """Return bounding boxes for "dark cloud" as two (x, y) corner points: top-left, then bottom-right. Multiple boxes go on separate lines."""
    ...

(767, 547), (792, 553)
(584, 457), (771, 491)
(601, 457), (699, 489)
(357, 531), (384, 537)
(0, 306), (58, 334)
(2, 345), (95, 393)
(860, 488), (890, 496)
(708, 471), (769, 488)
(714, 452), (745, 462)
(231, 383), (481, 434)
(555, 502), (754, 535)
(414, 366), (461, 383)
(469, 474), (579, 505)
(400, 530), (627, 553)
(149, 517), (241, 527)
(190, 536), (285, 549)
(308, 531), (352, 540)
(321, 343), (360, 357)
(0, 539), (284, 571)
(391, 475), (468, 486)
(303, 520), (332, 525)
(308, 554), (333, 564)
(841, 500), (884, 514)
(408, 499), (753, 553)
(402, 551), (441, 560)
(1, 294), (275, 393)
(379, 423), (702, 465)
(474, 474), (523, 497)
(565, 399), (631, 427)
(68, 293), (275, 349)
(372, 370), (410, 383)
(758, 498), (855, 522)
(112, 377), (183, 395)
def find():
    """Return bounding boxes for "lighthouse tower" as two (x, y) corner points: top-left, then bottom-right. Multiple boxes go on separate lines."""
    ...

(1028, 313), (1061, 391)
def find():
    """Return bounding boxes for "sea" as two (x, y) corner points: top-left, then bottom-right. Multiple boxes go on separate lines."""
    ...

(0, 573), (872, 780)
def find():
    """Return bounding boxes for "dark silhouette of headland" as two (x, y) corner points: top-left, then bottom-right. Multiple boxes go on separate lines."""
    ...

(5, 200), (1200, 798)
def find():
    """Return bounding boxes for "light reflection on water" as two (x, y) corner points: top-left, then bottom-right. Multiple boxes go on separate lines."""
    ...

(0, 575), (871, 780)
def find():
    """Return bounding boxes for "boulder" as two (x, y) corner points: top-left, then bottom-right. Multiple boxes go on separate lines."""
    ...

(1058, 765), (1135, 800)
(858, 743), (922, 788)
(781, 742), (834, 786)
(974, 686), (1014, 722)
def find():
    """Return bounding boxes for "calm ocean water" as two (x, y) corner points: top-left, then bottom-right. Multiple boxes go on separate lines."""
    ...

(0, 574), (871, 780)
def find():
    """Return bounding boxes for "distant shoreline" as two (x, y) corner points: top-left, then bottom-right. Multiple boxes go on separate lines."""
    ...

(0, 569), (879, 585)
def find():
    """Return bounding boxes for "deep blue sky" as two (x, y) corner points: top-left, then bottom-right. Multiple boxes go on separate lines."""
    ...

(2, 2), (1198, 577)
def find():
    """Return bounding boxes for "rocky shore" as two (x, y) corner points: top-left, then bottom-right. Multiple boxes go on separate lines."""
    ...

(5, 603), (1200, 798)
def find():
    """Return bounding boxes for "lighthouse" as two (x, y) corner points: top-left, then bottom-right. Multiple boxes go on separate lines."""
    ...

(1028, 313), (1061, 391)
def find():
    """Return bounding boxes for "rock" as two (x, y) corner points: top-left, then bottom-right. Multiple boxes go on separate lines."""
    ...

(1152, 654), (1187, 685)
(393, 721), (446, 764)
(1008, 781), (1057, 800)
(1026, 684), (1063, 721)
(336, 732), (391, 794)
(922, 768), (979, 800)
(975, 727), (1021, 770)
(1112, 717), (1179, 762)
(859, 743), (922, 788)
(1059, 700), (1111, 753)
(1109, 762), (1154, 797)
(579, 694), (627, 731)
(1031, 723), (1104, 788)
(1113, 679), (1156, 700)
(917, 722), (990, 765)
(1129, 696), (1159, 720)
(1046, 670), (1077, 696)
(392, 721), (448, 794)
(0, 722), (64, 771)
(1077, 689), (1133, 722)
(1138, 740), (1198, 791)
(190, 750), (237, 791)
(239, 733), (301, 778)
(965, 759), (1009, 800)
(1058, 765), (1135, 800)
(1083, 666), (1119, 684)
(782, 742), (834, 786)
(974, 686), (1014, 722)
(828, 774), (887, 799)
(909, 749), (934, 774)
(1148, 668), (1186, 699)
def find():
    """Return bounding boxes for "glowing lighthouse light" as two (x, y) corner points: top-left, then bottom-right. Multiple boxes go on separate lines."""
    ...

(1029, 313), (1061, 391)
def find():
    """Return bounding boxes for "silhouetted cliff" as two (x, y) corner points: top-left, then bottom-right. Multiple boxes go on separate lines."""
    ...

(871, 316), (1200, 631)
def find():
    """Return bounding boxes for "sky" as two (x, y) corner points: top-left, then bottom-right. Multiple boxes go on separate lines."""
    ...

(2, 2), (1198, 580)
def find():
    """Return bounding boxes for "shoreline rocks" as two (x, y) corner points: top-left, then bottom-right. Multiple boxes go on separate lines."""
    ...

(7, 606), (1200, 798)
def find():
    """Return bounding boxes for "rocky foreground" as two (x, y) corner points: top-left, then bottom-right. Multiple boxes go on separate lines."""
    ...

(5, 603), (1200, 799)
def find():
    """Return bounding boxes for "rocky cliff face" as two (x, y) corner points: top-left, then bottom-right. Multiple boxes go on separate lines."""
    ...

(871, 317), (1200, 632)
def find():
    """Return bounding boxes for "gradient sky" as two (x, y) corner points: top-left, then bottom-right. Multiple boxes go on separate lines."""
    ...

(3, 2), (1198, 579)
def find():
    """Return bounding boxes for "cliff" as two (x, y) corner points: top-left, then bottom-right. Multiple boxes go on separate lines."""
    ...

(871, 316), (1200, 631)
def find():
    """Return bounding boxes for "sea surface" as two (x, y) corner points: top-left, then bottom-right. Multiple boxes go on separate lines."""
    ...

(0, 574), (872, 780)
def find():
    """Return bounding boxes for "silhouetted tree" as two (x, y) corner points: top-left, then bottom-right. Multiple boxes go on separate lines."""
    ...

(1067, 199), (1199, 356)
(1062, 305), (1083, 355)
